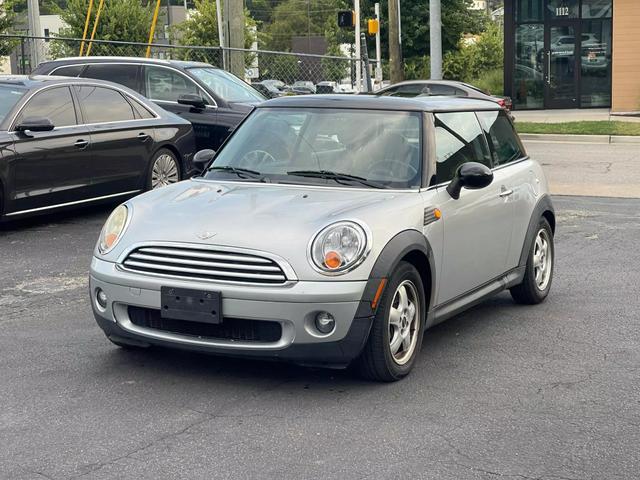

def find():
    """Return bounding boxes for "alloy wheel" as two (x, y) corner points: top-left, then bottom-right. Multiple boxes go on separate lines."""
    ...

(151, 154), (179, 189)
(388, 280), (420, 365)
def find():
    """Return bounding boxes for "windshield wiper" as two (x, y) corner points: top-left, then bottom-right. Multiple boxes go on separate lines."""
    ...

(287, 170), (387, 189)
(207, 165), (263, 179)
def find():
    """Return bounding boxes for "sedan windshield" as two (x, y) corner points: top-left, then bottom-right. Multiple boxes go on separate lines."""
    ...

(0, 85), (27, 124)
(188, 67), (265, 103)
(204, 108), (422, 189)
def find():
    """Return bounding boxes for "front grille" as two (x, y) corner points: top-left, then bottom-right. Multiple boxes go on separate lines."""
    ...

(121, 245), (287, 284)
(128, 306), (282, 343)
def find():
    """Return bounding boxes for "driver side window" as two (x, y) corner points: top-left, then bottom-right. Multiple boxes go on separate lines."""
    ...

(434, 111), (491, 184)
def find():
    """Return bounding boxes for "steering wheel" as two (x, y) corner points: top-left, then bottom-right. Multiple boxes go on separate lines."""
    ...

(238, 149), (277, 169)
(368, 158), (419, 180)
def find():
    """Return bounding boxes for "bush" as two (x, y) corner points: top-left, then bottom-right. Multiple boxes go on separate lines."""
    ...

(468, 68), (504, 96)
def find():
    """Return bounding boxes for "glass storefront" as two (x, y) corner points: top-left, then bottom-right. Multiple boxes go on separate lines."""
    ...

(508, 0), (613, 109)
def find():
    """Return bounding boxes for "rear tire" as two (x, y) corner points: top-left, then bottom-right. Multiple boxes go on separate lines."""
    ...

(147, 148), (181, 190)
(510, 217), (554, 305)
(356, 261), (426, 382)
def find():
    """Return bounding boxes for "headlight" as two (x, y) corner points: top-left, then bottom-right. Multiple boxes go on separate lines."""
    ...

(98, 205), (129, 254)
(309, 221), (369, 274)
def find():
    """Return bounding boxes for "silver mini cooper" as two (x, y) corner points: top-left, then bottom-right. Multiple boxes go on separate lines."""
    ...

(90, 95), (554, 381)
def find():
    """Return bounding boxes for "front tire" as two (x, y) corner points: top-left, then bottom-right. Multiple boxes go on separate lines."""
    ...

(147, 148), (181, 190)
(356, 261), (426, 382)
(510, 217), (554, 305)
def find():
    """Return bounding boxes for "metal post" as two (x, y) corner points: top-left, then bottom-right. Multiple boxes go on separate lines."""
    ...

(374, 2), (382, 86)
(429, 0), (442, 79)
(27, 0), (42, 68)
(146, 0), (163, 58)
(79, 0), (94, 56)
(360, 33), (372, 92)
(20, 37), (26, 74)
(86, 0), (105, 56)
(354, 0), (361, 92)
(166, 0), (172, 45)
(388, 0), (403, 83)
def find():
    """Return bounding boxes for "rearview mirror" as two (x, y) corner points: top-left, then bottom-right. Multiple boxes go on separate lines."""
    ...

(446, 162), (494, 200)
(15, 117), (55, 132)
(193, 149), (216, 172)
(178, 94), (207, 109)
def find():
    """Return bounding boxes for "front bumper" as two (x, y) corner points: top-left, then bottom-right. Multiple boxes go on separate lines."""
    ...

(90, 257), (373, 366)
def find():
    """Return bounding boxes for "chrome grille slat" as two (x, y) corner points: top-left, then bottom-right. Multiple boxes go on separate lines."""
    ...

(128, 252), (282, 272)
(139, 247), (272, 264)
(121, 245), (288, 284)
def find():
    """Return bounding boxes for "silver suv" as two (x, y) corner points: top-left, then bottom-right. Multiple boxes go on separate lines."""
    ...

(90, 95), (555, 381)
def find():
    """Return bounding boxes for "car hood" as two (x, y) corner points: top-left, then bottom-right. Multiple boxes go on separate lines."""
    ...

(105, 179), (425, 281)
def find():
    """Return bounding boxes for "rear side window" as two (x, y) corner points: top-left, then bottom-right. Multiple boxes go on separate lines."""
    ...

(129, 99), (155, 119)
(15, 86), (77, 127)
(145, 65), (201, 102)
(83, 64), (140, 93)
(434, 111), (491, 184)
(51, 65), (84, 77)
(477, 110), (526, 166)
(75, 86), (135, 123)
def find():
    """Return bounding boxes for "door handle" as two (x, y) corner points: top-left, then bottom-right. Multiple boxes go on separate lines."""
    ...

(499, 188), (514, 198)
(137, 132), (149, 140)
(74, 139), (89, 149)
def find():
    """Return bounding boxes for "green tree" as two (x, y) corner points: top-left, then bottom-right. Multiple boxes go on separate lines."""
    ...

(53, 0), (155, 57)
(0, 0), (17, 56)
(172, 0), (258, 65)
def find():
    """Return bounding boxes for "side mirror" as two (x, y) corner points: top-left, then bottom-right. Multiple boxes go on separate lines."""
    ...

(177, 94), (207, 109)
(446, 162), (494, 200)
(15, 117), (55, 132)
(193, 149), (216, 172)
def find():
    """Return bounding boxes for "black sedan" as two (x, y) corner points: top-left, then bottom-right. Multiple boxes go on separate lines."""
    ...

(32, 57), (266, 151)
(0, 76), (196, 220)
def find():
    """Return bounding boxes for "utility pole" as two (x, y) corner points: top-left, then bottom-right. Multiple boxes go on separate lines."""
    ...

(354, 0), (361, 92)
(216, 0), (226, 70)
(429, 0), (442, 80)
(225, 0), (244, 77)
(166, 0), (172, 44)
(374, 2), (382, 86)
(27, 0), (42, 69)
(388, 0), (403, 83)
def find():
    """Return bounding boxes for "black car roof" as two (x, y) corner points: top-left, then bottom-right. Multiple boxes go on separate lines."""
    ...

(259, 94), (501, 112)
(37, 56), (214, 70)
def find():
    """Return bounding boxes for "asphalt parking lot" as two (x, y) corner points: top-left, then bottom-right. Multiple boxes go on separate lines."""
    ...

(2, 192), (639, 480)
(3, 135), (640, 479)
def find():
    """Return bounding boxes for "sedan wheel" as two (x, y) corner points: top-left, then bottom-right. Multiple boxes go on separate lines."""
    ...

(149, 150), (180, 190)
(356, 261), (425, 382)
(533, 228), (552, 291)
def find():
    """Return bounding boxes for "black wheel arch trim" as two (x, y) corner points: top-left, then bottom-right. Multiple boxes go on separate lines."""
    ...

(519, 194), (555, 268)
(355, 229), (436, 321)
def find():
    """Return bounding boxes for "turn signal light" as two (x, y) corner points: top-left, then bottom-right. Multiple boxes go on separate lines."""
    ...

(324, 251), (343, 269)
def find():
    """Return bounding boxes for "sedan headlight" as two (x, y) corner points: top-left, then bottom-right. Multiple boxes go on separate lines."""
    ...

(309, 221), (369, 274)
(98, 205), (129, 254)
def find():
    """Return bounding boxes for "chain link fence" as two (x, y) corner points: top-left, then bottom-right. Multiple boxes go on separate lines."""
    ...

(0, 34), (374, 93)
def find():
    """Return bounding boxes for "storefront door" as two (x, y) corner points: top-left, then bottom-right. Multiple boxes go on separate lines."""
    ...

(544, 21), (579, 108)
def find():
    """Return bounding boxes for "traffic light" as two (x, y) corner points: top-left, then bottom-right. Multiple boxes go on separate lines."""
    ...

(338, 10), (355, 28)
(367, 19), (379, 35)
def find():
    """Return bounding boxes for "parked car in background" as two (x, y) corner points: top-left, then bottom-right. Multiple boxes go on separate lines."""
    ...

(316, 81), (339, 94)
(375, 80), (512, 110)
(252, 79), (288, 98)
(32, 57), (266, 151)
(0, 76), (196, 220)
(288, 80), (316, 94)
(90, 95), (554, 381)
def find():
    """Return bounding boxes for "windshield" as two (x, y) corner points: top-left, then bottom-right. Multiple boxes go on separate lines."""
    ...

(188, 67), (265, 103)
(203, 108), (422, 189)
(0, 85), (27, 124)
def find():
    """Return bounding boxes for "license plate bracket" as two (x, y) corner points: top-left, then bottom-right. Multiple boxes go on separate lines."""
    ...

(160, 287), (222, 324)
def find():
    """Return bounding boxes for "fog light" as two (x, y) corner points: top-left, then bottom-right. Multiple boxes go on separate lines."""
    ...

(315, 311), (335, 334)
(96, 288), (108, 309)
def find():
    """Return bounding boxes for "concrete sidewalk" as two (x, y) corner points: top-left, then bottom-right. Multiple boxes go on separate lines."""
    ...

(512, 108), (640, 123)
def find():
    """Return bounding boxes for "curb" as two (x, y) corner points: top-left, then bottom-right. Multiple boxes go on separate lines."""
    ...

(520, 133), (640, 144)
